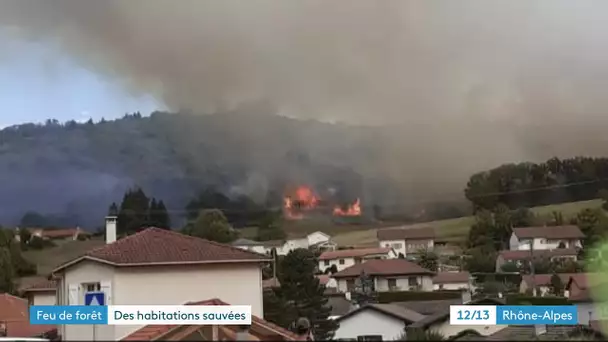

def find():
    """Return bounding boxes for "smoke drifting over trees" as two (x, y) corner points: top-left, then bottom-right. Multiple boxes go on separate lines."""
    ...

(3, 0), (608, 221)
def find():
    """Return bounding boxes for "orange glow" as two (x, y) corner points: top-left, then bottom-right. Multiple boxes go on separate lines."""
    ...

(333, 198), (361, 216)
(283, 186), (319, 219)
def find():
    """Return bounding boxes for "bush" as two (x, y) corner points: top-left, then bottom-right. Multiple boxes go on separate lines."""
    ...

(28, 236), (55, 250)
(76, 234), (88, 241)
(378, 291), (461, 303)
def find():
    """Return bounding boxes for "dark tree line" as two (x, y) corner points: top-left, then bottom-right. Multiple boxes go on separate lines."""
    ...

(466, 156), (608, 210)
(108, 187), (170, 236)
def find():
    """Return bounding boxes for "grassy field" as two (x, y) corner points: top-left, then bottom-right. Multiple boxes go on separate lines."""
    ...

(330, 199), (603, 247)
(23, 238), (105, 276)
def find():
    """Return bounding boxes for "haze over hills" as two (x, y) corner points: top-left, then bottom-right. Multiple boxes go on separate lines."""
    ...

(0, 111), (439, 228)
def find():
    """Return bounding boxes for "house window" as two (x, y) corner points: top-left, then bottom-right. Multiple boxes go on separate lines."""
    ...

(392, 243), (402, 249)
(346, 279), (356, 291)
(83, 282), (101, 293)
(324, 260), (330, 266)
(357, 335), (382, 341)
(339, 259), (345, 265)
(408, 277), (418, 286)
(387, 279), (397, 289)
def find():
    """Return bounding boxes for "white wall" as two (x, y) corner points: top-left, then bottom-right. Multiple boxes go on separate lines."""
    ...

(430, 320), (505, 338)
(433, 282), (470, 291)
(59, 260), (116, 341)
(336, 275), (433, 293)
(307, 232), (330, 246)
(334, 309), (405, 341)
(510, 233), (582, 251)
(30, 292), (57, 306)
(112, 263), (264, 340)
(235, 245), (270, 255)
(576, 302), (603, 325)
(379, 239), (406, 256)
(319, 257), (356, 273)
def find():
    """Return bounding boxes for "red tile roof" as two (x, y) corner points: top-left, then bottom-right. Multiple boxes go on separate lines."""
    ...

(316, 274), (331, 286)
(512, 226), (585, 239)
(53, 228), (271, 272)
(319, 247), (392, 260)
(521, 273), (577, 287)
(377, 227), (435, 241)
(122, 298), (298, 341)
(433, 272), (470, 284)
(22, 279), (57, 293)
(0, 293), (56, 337)
(498, 248), (578, 261)
(332, 259), (434, 278)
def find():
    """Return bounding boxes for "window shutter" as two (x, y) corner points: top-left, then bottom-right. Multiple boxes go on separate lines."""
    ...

(68, 284), (79, 305)
(100, 280), (112, 305)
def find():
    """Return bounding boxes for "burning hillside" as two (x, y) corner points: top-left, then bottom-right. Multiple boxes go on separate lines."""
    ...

(283, 185), (361, 220)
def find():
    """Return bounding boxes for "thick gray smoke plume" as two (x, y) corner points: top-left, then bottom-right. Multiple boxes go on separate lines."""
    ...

(3, 0), (608, 200)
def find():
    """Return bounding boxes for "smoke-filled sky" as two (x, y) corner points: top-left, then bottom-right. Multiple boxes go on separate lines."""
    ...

(3, 0), (608, 193)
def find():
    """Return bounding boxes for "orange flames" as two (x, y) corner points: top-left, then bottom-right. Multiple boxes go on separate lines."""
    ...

(333, 198), (362, 216)
(283, 185), (361, 219)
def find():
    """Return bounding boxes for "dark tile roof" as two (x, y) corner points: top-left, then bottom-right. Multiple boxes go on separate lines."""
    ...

(498, 248), (578, 261)
(332, 259), (434, 278)
(319, 247), (392, 260)
(377, 227), (435, 241)
(53, 228), (271, 272)
(433, 272), (470, 284)
(512, 226), (585, 239)
(327, 296), (353, 317)
(122, 298), (298, 341)
(485, 325), (587, 340)
(22, 279), (57, 293)
(393, 298), (462, 316)
(337, 304), (425, 324)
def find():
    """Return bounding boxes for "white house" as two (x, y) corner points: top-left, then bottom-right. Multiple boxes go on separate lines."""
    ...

(231, 238), (278, 255)
(377, 227), (435, 257)
(407, 298), (507, 339)
(509, 226), (584, 251)
(318, 247), (397, 273)
(333, 304), (425, 341)
(273, 231), (336, 256)
(495, 249), (578, 273)
(332, 259), (434, 293)
(23, 279), (57, 306)
(432, 272), (471, 291)
(50, 216), (271, 341)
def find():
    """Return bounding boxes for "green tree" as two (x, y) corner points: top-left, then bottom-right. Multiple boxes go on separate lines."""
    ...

(0, 247), (15, 294)
(19, 211), (51, 228)
(464, 247), (497, 273)
(500, 261), (519, 273)
(549, 273), (564, 296)
(19, 228), (31, 250)
(575, 208), (608, 251)
(599, 189), (608, 211)
(398, 329), (445, 341)
(187, 209), (237, 243)
(276, 249), (338, 340)
(108, 202), (118, 216)
(116, 187), (151, 235)
(156, 200), (171, 229)
(416, 249), (439, 272)
(351, 271), (378, 306)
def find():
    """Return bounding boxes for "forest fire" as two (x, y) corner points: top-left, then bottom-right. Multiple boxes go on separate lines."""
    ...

(283, 185), (362, 220)
(332, 198), (361, 216)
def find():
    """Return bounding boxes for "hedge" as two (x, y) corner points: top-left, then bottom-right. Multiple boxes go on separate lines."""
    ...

(378, 290), (461, 303)
(506, 295), (570, 305)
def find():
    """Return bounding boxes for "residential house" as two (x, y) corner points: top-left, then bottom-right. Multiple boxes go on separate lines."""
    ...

(122, 298), (298, 341)
(565, 273), (605, 325)
(317, 274), (338, 289)
(495, 249), (578, 273)
(477, 324), (604, 340)
(433, 272), (471, 291)
(232, 238), (274, 255)
(22, 279), (57, 306)
(18, 227), (91, 242)
(52, 216), (271, 341)
(407, 298), (506, 339)
(509, 226), (584, 251)
(332, 259), (434, 293)
(318, 247), (397, 273)
(519, 273), (577, 296)
(0, 293), (57, 338)
(377, 227), (435, 257)
(333, 304), (425, 341)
